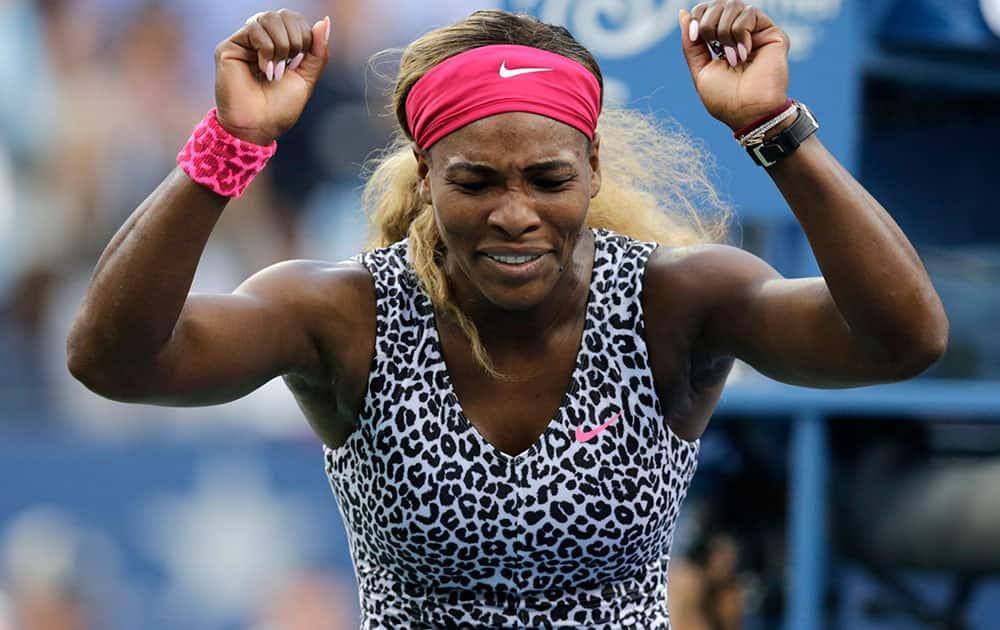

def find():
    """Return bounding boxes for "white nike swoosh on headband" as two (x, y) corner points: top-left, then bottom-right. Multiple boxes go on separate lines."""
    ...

(499, 61), (554, 78)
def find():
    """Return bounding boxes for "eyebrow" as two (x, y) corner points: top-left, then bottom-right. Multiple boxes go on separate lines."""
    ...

(445, 162), (497, 177)
(523, 160), (577, 176)
(444, 159), (577, 177)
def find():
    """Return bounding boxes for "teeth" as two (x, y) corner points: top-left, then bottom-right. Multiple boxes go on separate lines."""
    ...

(488, 254), (541, 265)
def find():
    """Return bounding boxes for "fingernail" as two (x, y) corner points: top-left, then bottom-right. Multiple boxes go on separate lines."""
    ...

(289, 52), (304, 71)
(275, 59), (285, 81)
(265, 60), (274, 81)
(324, 16), (331, 43)
(688, 19), (699, 43)
(725, 46), (737, 67)
(738, 43), (748, 62)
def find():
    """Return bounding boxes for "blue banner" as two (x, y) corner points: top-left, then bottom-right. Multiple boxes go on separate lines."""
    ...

(501, 0), (862, 218)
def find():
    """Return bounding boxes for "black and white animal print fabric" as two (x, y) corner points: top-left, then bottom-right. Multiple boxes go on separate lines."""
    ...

(324, 229), (700, 628)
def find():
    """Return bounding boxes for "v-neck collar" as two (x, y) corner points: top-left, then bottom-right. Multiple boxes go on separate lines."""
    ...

(420, 228), (605, 460)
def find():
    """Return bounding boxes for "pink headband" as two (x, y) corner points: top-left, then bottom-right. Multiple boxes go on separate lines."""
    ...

(405, 44), (602, 150)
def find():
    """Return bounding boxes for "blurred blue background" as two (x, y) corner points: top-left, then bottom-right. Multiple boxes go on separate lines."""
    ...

(1, 0), (999, 628)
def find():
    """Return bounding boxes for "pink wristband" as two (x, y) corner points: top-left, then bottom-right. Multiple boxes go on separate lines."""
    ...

(177, 108), (276, 198)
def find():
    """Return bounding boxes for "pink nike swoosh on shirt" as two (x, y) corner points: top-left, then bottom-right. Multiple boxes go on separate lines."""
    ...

(575, 410), (623, 442)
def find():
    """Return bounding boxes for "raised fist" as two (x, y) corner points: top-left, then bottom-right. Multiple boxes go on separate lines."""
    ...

(680, 1), (790, 132)
(213, 10), (331, 145)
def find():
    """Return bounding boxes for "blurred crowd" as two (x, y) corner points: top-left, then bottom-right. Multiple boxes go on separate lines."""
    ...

(0, 505), (361, 629)
(0, 0), (489, 438)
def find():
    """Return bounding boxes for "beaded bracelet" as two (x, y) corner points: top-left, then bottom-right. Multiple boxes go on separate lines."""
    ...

(177, 108), (277, 198)
(733, 98), (796, 146)
(737, 103), (799, 147)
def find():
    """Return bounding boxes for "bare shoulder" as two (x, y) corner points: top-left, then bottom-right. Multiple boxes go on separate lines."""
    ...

(646, 243), (777, 291)
(639, 244), (777, 439)
(644, 242), (779, 310)
(236, 257), (376, 377)
(237, 258), (373, 305)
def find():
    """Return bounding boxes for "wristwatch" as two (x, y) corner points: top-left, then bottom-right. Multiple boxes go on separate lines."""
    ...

(746, 103), (819, 168)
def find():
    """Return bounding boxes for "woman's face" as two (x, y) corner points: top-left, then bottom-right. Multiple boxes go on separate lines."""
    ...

(416, 112), (601, 312)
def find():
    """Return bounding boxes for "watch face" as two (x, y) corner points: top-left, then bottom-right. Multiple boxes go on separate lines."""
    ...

(801, 104), (818, 127)
(983, 0), (1000, 38)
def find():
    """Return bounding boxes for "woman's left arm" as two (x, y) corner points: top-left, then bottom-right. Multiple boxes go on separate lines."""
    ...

(765, 125), (948, 369)
(666, 2), (948, 386)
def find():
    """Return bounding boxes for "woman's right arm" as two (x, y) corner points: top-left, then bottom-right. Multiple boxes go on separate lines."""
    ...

(66, 10), (348, 405)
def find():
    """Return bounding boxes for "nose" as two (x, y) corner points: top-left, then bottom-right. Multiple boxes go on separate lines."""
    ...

(487, 189), (541, 238)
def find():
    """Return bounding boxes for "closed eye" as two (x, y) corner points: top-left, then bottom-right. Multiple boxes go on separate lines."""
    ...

(448, 180), (489, 193)
(535, 177), (575, 191)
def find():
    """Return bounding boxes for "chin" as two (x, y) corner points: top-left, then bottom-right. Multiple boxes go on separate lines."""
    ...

(471, 255), (565, 311)
(483, 286), (551, 311)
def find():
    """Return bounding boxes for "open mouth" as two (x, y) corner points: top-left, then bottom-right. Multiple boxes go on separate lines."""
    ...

(479, 251), (551, 281)
(484, 253), (544, 265)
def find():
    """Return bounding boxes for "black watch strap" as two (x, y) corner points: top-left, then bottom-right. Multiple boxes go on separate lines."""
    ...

(746, 103), (819, 168)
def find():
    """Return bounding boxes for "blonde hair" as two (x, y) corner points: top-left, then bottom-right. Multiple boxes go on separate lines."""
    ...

(363, 10), (730, 376)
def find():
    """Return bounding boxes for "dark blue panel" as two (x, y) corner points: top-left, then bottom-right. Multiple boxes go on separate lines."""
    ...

(877, 0), (1000, 53)
(860, 80), (1000, 245)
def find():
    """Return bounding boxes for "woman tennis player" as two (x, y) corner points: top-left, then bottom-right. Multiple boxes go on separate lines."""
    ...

(67, 2), (948, 627)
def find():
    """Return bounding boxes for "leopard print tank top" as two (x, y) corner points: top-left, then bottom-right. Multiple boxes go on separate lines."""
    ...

(324, 229), (699, 628)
